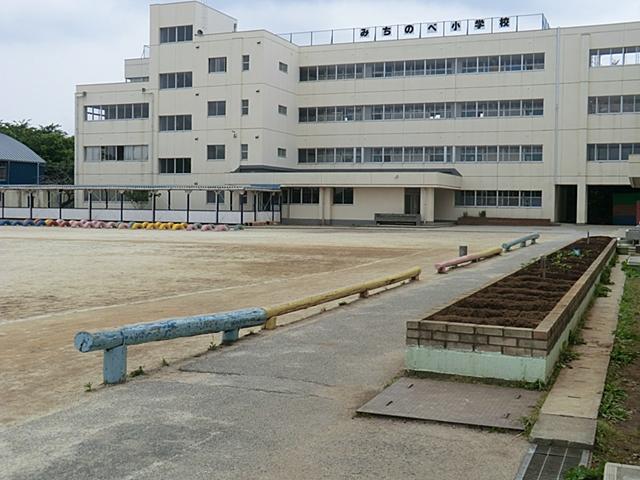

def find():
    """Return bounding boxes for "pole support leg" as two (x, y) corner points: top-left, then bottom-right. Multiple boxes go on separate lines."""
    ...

(264, 317), (277, 330)
(103, 344), (127, 385)
(222, 329), (239, 345)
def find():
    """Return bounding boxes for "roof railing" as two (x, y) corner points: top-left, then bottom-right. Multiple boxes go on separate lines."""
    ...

(278, 13), (549, 47)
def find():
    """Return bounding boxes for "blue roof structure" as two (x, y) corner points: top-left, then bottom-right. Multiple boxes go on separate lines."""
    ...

(0, 133), (45, 164)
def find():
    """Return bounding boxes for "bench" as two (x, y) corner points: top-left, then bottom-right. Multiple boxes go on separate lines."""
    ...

(375, 213), (421, 226)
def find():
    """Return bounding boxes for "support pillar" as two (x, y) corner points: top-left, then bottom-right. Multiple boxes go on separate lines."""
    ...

(119, 192), (124, 222)
(576, 183), (587, 224)
(420, 187), (435, 223)
(216, 191), (220, 224)
(103, 344), (127, 385)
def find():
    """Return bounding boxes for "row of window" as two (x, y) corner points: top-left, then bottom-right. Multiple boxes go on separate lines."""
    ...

(455, 190), (542, 208)
(588, 95), (640, 114)
(587, 143), (640, 161)
(159, 25), (193, 44)
(298, 99), (544, 123)
(159, 114), (192, 131)
(159, 157), (191, 174)
(589, 46), (640, 67)
(159, 71), (192, 89)
(280, 187), (356, 205)
(85, 103), (149, 121)
(85, 145), (149, 162)
(298, 145), (543, 164)
(207, 55), (288, 74)
(299, 53), (545, 82)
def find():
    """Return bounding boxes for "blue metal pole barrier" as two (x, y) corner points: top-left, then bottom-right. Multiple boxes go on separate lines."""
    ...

(75, 307), (268, 384)
(501, 233), (540, 252)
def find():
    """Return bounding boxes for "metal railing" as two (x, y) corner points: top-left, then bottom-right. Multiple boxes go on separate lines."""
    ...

(502, 233), (540, 251)
(75, 267), (421, 384)
(278, 14), (549, 47)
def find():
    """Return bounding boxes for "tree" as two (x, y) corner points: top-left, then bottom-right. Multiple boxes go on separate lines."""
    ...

(0, 120), (74, 185)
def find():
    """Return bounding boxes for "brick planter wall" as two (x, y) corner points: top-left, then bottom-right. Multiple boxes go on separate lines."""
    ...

(406, 238), (617, 382)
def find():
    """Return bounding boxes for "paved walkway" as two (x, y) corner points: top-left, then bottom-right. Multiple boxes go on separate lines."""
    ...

(0, 236), (581, 480)
(531, 261), (625, 448)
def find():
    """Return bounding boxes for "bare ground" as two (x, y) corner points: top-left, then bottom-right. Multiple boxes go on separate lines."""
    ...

(0, 225), (566, 424)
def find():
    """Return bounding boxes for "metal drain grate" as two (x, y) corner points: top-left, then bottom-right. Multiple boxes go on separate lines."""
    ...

(516, 444), (590, 480)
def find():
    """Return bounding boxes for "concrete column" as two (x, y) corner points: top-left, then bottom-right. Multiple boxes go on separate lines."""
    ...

(318, 187), (326, 225)
(576, 183), (587, 224)
(420, 187), (435, 223)
(323, 187), (332, 225)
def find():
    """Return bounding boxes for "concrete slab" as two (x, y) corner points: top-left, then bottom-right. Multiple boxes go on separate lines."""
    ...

(531, 262), (625, 448)
(531, 414), (598, 449)
(357, 377), (541, 430)
(604, 462), (640, 480)
(0, 236), (579, 480)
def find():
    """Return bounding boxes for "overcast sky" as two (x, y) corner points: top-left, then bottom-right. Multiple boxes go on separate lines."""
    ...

(1, 0), (639, 134)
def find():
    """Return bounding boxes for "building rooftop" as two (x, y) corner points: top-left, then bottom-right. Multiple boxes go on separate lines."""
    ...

(0, 133), (45, 164)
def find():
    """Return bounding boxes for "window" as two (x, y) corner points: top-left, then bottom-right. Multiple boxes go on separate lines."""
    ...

(523, 53), (545, 70)
(159, 115), (192, 131)
(521, 191), (542, 207)
(476, 190), (497, 207)
(299, 66), (318, 81)
(590, 46), (640, 67)
(298, 52), (544, 82)
(500, 100), (522, 117)
(242, 55), (250, 71)
(160, 25), (193, 43)
(456, 190), (541, 207)
(333, 187), (354, 205)
(126, 76), (149, 83)
(0, 161), (6, 181)
(206, 191), (225, 204)
(159, 71), (192, 89)
(285, 187), (319, 204)
(207, 144), (225, 161)
(498, 190), (520, 207)
(208, 101), (226, 117)
(588, 143), (640, 161)
(208, 57), (227, 73)
(84, 145), (148, 162)
(85, 103), (149, 121)
(522, 145), (543, 162)
(241, 144), (248, 160)
(277, 148), (287, 158)
(337, 64), (355, 79)
(476, 146), (498, 162)
(241, 99), (249, 115)
(278, 105), (288, 115)
(402, 147), (422, 162)
(298, 148), (316, 163)
(365, 62), (385, 78)
(159, 157), (191, 174)
(384, 61), (405, 77)
(405, 103), (425, 119)
(500, 54), (522, 71)
(499, 145), (521, 162)
(384, 104), (404, 120)
(279, 61), (289, 73)
(589, 95), (640, 114)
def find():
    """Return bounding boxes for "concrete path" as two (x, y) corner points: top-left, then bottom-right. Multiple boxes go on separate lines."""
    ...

(0, 236), (580, 480)
(531, 261), (625, 448)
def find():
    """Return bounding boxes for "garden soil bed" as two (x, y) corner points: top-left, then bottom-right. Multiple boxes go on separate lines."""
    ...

(429, 236), (612, 328)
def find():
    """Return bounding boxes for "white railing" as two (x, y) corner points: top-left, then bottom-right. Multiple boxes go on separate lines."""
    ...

(278, 14), (549, 46)
(1, 208), (280, 225)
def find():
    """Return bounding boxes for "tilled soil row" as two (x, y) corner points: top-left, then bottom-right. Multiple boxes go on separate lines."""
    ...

(428, 236), (611, 328)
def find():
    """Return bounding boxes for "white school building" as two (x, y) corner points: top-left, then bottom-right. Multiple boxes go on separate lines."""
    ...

(73, 1), (640, 225)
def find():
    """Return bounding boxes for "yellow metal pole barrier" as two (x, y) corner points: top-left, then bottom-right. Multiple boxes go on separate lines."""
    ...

(262, 266), (421, 325)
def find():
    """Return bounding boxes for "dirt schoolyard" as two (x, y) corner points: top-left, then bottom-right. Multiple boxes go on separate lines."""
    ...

(0, 225), (573, 424)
